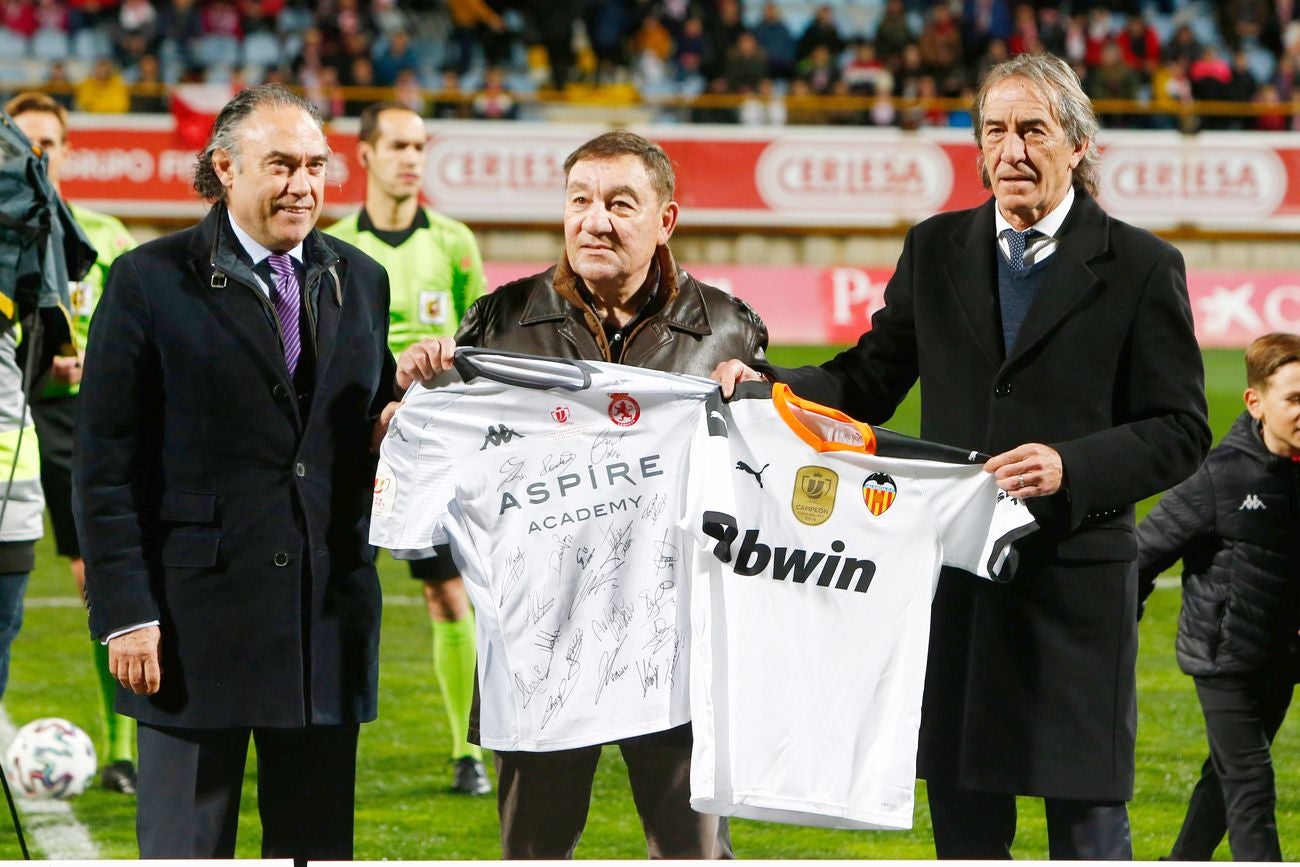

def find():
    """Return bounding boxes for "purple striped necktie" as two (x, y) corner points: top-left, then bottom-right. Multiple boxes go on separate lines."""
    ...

(266, 252), (302, 377)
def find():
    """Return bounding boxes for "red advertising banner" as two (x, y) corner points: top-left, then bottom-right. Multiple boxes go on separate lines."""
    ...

(59, 117), (1300, 232)
(486, 262), (1299, 349)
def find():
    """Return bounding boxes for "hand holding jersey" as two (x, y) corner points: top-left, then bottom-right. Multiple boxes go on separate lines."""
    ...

(396, 335), (458, 392)
(983, 442), (1065, 497)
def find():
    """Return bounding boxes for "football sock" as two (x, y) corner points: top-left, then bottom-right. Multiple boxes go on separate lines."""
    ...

(93, 640), (136, 763)
(432, 616), (482, 762)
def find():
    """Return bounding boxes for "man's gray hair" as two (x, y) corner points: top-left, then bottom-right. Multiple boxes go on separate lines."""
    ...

(973, 53), (1100, 197)
(192, 84), (324, 201)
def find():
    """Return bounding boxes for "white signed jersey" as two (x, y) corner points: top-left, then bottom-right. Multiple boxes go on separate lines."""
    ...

(371, 349), (717, 751)
(685, 383), (1037, 830)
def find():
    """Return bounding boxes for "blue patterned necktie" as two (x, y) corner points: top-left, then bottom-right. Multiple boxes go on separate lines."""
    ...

(1000, 227), (1042, 272)
(266, 253), (302, 377)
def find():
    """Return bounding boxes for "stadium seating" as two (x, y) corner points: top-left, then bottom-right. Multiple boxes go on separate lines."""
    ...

(30, 29), (70, 63)
(0, 30), (27, 62)
(71, 28), (112, 62)
(193, 35), (241, 70)
(242, 32), (282, 70)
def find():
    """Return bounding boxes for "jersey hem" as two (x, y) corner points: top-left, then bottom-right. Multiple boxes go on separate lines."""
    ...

(479, 710), (692, 753)
(690, 793), (913, 831)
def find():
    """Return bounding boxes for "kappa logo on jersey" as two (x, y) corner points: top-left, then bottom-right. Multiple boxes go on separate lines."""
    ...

(736, 461), (770, 488)
(862, 472), (898, 516)
(702, 511), (877, 593)
(551, 406), (571, 424)
(419, 290), (449, 325)
(791, 466), (838, 525)
(1240, 494), (1267, 511)
(608, 393), (641, 427)
(481, 425), (525, 450)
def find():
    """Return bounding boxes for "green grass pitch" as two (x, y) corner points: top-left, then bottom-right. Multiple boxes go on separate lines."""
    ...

(0, 347), (1290, 860)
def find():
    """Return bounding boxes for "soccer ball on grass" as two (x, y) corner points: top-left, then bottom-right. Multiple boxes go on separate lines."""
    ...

(3, 718), (97, 799)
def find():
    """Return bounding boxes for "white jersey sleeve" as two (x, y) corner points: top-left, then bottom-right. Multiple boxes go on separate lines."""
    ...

(910, 462), (1035, 581)
(370, 389), (460, 558)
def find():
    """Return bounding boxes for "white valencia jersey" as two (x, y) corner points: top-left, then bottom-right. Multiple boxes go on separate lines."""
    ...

(371, 349), (717, 751)
(685, 383), (1037, 830)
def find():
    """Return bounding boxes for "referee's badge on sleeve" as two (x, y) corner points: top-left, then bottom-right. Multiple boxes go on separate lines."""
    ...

(419, 290), (449, 325)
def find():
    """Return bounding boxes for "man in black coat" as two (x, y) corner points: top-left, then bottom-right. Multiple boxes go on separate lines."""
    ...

(74, 85), (395, 861)
(714, 53), (1211, 858)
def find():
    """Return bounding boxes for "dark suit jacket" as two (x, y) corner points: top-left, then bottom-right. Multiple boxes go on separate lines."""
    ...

(75, 204), (396, 729)
(775, 190), (1211, 800)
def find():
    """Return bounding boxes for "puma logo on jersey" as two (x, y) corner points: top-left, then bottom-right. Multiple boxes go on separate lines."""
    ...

(702, 511), (876, 593)
(736, 461), (770, 488)
(1239, 494), (1267, 511)
(481, 425), (525, 450)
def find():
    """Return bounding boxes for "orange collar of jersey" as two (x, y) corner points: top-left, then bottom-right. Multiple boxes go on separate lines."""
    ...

(771, 382), (878, 454)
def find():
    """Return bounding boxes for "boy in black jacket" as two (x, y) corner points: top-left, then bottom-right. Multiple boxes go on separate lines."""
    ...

(1138, 332), (1300, 861)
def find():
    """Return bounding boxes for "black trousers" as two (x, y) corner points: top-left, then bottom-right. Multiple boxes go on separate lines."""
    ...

(493, 724), (732, 860)
(137, 722), (359, 864)
(30, 394), (79, 558)
(927, 780), (1132, 860)
(1169, 674), (1294, 861)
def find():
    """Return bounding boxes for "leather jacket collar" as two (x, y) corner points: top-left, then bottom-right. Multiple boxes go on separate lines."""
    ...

(520, 245), (713, 338)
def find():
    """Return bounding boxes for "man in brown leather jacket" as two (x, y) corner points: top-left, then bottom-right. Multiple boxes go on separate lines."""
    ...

(396, 130), (767, 859)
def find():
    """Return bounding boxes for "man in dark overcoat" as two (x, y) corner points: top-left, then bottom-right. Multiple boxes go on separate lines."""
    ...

(74, 84), (395, 861)
(713, 53), (1211, 858)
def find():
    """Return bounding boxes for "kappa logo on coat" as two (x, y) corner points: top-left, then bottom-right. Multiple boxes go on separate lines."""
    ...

(1239, 494), (1267, 511)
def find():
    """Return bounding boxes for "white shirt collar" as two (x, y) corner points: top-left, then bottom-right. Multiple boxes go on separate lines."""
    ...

(994, 185), (1075, 239)
(226, 210), (305, 266)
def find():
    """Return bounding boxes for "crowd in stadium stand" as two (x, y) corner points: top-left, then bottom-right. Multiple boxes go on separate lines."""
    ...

(0, 0), (1298, 129)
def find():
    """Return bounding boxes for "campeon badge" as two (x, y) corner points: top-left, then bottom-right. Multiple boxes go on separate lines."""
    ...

(791, 466), (838, 525)
(862, 472), (898, 516)
(608, 393), (641, 427)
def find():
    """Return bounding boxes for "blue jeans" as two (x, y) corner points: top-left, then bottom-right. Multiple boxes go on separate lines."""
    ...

(0, 571), (29, 699)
